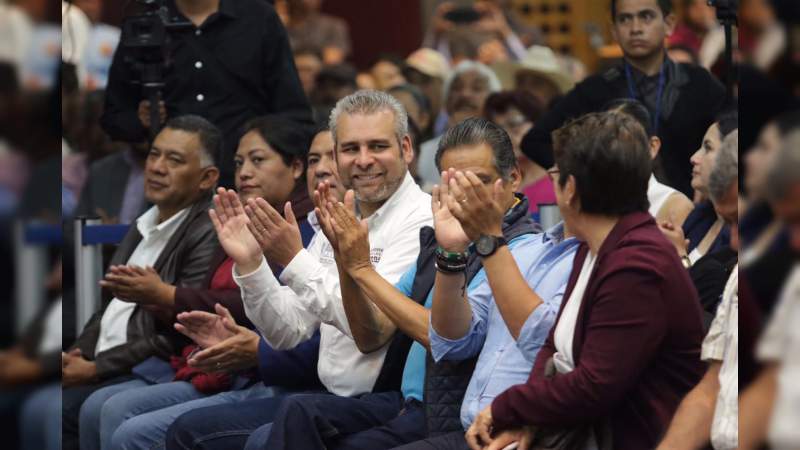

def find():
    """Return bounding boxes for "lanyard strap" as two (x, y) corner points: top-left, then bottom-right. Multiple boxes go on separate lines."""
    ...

(624, 61), (666, 136)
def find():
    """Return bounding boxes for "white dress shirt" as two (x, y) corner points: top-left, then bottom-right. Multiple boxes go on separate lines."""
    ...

(757, 264), (800, 450)
(647, 174), (680, 219)
(236, 172), (432, 396)
(95, 206), (190, 354)
(701, 265), (738, 450)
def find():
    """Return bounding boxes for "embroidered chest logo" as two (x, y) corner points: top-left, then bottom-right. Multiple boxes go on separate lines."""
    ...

(370, 248), (383, 264)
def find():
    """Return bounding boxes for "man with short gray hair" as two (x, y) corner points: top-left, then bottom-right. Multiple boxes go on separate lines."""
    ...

(62, 115), (222, 450)
(417, 60), (502, 190)
(187, 90), (432, 448)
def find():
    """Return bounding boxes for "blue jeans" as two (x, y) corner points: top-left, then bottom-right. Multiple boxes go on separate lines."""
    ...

(112, 383), (281, 450)
(165, 392), (309, 450)
(243, 424), (272, 450)
(19, 383), (61, 450)
(78, 379), (151, 450)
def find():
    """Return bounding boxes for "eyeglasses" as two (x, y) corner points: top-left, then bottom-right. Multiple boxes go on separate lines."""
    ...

(546, 168), (560, 182)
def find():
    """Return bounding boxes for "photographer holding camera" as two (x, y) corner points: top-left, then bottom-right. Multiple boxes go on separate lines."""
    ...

(100, 0), (313, 188)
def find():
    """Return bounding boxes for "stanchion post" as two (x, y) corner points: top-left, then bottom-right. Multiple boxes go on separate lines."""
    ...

(13, 221), (47, 335)
(75, 217), (102, 334)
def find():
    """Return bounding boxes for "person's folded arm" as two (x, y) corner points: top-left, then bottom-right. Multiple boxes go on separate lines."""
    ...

(492, 268), (668, 430)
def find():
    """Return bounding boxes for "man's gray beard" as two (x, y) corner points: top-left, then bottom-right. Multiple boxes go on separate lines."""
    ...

(351, 167), (406, 205)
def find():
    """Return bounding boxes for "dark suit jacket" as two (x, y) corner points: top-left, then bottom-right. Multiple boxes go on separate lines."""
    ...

(522, 59), (726, 196)
(71, 195), (218, 380)
(492, 212), (706, 450)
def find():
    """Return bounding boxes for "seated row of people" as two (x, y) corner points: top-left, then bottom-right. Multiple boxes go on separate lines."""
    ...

(63, 89), (739, 450)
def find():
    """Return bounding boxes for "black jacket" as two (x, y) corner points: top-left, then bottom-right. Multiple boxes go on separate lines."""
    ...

(522, 59), (726, 197)
(100, 0), (312, 187)
(70, 195), (218, 380)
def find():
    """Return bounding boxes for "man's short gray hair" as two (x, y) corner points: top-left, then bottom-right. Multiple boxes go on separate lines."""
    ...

(765, 130), (800, 201)
(708, 130), (739, 202)
(442, 60), (502, 104)
(328, 89), (409, 145)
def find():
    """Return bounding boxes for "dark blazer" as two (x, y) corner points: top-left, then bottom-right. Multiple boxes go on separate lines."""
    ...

(71, 195), (218, 380)
(491, 212), (706, 450)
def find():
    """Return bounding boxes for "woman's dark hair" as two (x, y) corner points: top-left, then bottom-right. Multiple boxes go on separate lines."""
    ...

(241, 115), (314, 171)
(483, 90), (545, 124)
(715, 108), (738, 139)
(553, 111), (652, 215)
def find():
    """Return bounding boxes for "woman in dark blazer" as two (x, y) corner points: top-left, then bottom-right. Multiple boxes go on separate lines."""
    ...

(470, 111), (707, 450)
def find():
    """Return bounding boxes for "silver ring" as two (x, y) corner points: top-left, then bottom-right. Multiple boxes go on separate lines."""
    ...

(216, 362), (222, 369)
(459, 198), (468, 203)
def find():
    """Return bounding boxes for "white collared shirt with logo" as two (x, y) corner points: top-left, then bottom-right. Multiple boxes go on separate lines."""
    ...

(236, 173), (432, 396)
(95, 206), (190, 354)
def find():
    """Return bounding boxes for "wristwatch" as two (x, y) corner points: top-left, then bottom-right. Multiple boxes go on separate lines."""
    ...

(475, 235), (507, 257)
(681, 254), (692, 269)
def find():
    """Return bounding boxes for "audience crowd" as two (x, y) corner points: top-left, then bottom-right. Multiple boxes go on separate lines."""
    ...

(1, 0), (799, 449)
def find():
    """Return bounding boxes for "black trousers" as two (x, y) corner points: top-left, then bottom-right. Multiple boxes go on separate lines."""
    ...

(61, 375), (134, 450)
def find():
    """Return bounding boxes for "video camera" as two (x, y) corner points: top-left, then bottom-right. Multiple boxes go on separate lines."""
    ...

(120, 0), (191, 138)
(708, 0), (738, 100)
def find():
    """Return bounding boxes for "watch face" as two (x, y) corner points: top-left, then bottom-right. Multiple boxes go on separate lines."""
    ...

(476, 235), (496, 256)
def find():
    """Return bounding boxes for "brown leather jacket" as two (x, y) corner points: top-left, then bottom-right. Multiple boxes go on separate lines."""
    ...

(71, 195), (218, 380)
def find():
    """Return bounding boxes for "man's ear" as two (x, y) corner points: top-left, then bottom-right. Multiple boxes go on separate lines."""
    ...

(650, 136), (662, 160)
(401, 135), (414, 165)
(507, 166), (522, 193)
(291, 157), (304, 181)
(199, 166), (220, 191)
(664, 12), (677, 36)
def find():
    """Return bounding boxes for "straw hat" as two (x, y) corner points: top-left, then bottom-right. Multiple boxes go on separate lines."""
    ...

(405, 48), (451, 80)
(491, 45), (575, 94)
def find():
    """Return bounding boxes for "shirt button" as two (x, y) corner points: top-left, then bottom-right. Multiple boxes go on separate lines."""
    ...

(195, 29), (202, 36)
(194, 61), (203, 69)
(196, 94), (204, 102)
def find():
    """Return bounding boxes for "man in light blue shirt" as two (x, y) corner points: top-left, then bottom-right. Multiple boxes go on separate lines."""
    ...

(430, 223), (578, 430)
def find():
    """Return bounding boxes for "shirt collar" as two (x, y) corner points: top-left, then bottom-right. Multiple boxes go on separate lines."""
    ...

(216, 0), (239, 19)
(363, 171), (417, 225)
(627, 56), (672, 82)
(307, 209), (320, 233)
(542, 221), (567, 244)
(167, 0), (238, 23)
(136, 205), (190, 238)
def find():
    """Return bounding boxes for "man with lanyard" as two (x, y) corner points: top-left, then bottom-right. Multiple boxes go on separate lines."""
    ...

(520, 0), (726, 197)
(101, 0), (312, 188)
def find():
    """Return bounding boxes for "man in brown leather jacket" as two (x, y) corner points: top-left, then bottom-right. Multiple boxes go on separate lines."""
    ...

(61, 115), (221, 450)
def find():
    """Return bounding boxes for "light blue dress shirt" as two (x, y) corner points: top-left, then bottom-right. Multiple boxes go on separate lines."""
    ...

(429, 223), (579, 429)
